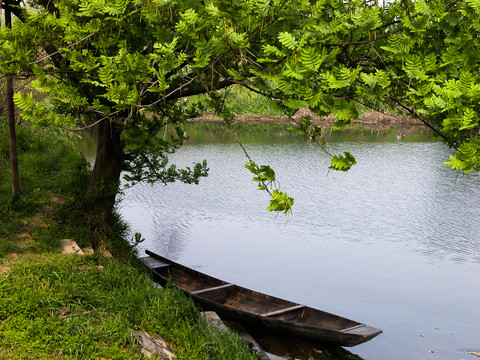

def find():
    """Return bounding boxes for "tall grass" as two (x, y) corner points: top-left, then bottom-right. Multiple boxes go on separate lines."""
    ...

(0, 255), (256, 359)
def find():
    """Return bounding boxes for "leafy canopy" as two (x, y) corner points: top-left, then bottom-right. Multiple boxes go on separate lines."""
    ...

(1, 0), (480, 215)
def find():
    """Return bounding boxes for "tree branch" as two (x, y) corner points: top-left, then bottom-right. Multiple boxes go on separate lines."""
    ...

(324, 28), (403, 47)
(386, 94), (457, 148)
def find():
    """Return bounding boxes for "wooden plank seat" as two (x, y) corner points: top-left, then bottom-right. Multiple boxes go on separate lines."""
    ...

(261, 304), (305, 317)
(142, 256), (170, 270)
(190, 283), (234, 295)
(152, 263), (170, 270)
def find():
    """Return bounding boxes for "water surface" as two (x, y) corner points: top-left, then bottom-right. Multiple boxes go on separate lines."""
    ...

(117, 124), (480, 360)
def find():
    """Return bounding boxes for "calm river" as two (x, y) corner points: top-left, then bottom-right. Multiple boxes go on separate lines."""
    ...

(114, 123), (480, 360)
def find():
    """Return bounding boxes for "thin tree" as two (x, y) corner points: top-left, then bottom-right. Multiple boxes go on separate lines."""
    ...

(3, 0), (20, 202)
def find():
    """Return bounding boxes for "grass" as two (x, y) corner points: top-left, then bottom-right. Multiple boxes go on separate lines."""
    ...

(0, 123), (89, 243)
(184, 85), (284, 118)
(225, 85), (283, 117)
(0, 122), (257, 359)
(0, 255), (255, 359)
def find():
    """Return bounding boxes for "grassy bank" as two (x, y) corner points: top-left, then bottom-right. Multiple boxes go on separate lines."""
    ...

(188, 85), (424, 131)
(0, 123), (256, 359)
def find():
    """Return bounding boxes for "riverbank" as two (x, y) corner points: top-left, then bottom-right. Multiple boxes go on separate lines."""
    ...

(0, 123), (256, 359)
(193, 109), (426, 140)
(196, 109), (423, 127)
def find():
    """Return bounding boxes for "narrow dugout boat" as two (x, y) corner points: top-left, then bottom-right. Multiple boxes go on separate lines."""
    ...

(143, 250), (382, 347)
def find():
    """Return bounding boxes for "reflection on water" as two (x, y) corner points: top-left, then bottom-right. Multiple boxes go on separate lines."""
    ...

(236, 323), (365, 360)
(116, 123), (480, 360)
(182, 121), (430, 145)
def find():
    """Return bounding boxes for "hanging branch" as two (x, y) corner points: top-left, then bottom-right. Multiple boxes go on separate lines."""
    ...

(194, 68), (254, 163)
(195, 68), (294, 214)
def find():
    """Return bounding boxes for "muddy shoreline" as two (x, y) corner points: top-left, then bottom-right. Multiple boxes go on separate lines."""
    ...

(194, 109), (426, 133)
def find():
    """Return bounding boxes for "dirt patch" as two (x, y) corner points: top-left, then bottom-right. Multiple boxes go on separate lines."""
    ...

(16, 232), (31, 239)
(51, 197), (67, 205)
(1, 253), (20, 272)
(195, 109), (424, 129)
(25, 215), (49, 229)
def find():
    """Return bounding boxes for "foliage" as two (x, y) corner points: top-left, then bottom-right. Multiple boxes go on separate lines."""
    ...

(244, 161), (277, 191)
(2, 0), (480, 218)
(445, 139), (480, 173)
(122, 123), (210, 187)
(244, 160), (294, 215)
(267, 189), (295, 215)
(329, 152), (357, 172)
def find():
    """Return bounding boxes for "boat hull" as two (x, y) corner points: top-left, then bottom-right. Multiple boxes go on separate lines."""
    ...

(144, 250), (382, 347)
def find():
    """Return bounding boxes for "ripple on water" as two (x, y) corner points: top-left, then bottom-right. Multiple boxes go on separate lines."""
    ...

(121, 139), (480, 360)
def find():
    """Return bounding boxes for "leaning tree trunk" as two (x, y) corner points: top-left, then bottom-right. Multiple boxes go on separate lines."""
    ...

(85, 120), (125, 224)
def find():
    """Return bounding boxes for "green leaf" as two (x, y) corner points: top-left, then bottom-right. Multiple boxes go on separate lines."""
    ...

(333, 100), (358, 122)
(414, 0), (432, 15)
(244, 161), (276, 190)
(404, 55), (427, 81)
(466, 0), (480, 12)
(298, 46), (323, 70)
(278, 32), (297, 50)
(329, 152), (357, 172)
(244, 161), (294, 215)
(267, 189), (294, 215)
(444, 141), (480, 173)
(282, 99), (308, 110)
(460, 108), (479, 130)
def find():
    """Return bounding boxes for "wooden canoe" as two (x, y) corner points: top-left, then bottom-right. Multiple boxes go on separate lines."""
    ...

(143, 250), (382, 347)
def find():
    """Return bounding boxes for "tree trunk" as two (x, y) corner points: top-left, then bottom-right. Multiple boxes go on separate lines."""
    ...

(85, 120), (125, 223)
(7, 75), (19, 202)
(5, 6), (20, 202)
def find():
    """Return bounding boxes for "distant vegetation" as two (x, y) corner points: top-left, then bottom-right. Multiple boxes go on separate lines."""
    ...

(224, 85), (284, 117)
(183, 85), (284, 118)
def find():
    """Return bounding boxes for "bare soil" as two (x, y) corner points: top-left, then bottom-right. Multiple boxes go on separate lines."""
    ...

(196, 109), (424, 131)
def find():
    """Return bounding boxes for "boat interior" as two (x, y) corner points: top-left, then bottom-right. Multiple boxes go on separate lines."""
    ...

(152, 262), (360, 330)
